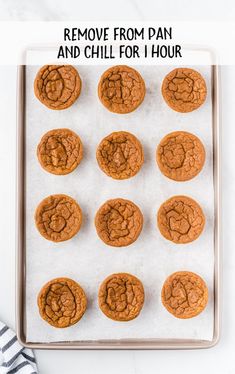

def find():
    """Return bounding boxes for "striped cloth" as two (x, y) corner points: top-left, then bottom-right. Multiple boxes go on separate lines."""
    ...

(0, 322), (37, 374)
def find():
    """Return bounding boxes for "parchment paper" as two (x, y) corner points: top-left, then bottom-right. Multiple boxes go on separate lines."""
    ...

(25, 63), (214, 343)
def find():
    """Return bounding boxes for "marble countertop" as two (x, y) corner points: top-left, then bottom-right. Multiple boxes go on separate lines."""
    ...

(0, 0), (234, 21)
(0, 0), (235, 373)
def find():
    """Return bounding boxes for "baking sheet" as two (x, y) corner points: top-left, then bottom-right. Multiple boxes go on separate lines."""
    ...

(25, 64), (214, 343)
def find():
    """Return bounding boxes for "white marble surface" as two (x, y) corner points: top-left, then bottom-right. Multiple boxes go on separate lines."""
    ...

(0, 0), (235, 21)
(0, 0), (235, 373)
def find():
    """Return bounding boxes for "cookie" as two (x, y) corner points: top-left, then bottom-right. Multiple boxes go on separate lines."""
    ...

(35, 194), (82, 242)
(38, 277), (87, 327)
(156, 131), (205, 181)
(98, 65), (146, 114)
(37, 128), (83, 175)
(161, 68), (207, 113)
(98, 273), (145, 321)
(96, 131), (144, 180)
(34, 65), (82, 110)
(95, 198), (143, 247)
(157, 195), (205, 244)
(161, 271), (208, 319)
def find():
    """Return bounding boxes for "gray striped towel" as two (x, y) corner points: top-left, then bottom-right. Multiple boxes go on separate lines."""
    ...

(0, 321), (37, 374)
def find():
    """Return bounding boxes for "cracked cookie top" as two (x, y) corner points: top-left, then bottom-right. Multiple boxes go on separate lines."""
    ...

(161, 271), (208, 319)
(161, 68), (207, 113)
(96, 131), (144, 180)
(157, 195), (205, 244)
(35, 194), (82, 242)
(156, 131), (205, 181)
(95, 198), (143, 247)
(34, 65), (82, 110)
(98, 273), (145, 321)
(37, 128), (83, 175)
(38, 277), (87, 328)
(98, 65), (146, 114)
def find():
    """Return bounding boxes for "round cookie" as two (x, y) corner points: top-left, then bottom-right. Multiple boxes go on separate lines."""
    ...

(157, 195), (205, 244)
(161, 68), (207, 113)
(34, 65), (82, 110)
(95, 198), (143, 247)
(98, 273), (145, 321)
(96, 131), (144, 180)
(38, 277), (87, 327)
(35, 194), (82, 242)
(37, 128), (83, 175)
(161, 271), (208, 319)
(156, 131), (205, 181)
(98, 65), (146, 114)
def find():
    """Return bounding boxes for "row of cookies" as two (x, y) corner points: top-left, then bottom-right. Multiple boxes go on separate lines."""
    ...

(35, 195), (205, 245)
(34, 65), (207, 114)
(38, 271), (209, 328)
(37, 129), (205, 181)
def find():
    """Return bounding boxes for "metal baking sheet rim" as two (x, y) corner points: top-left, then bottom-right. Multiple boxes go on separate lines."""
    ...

(15, 63), (221, 350)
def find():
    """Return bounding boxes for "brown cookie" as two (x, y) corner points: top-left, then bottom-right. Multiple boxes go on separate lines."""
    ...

(156, 131), (205, 181)
(161, 271), (208, 319)
(98, 273), (145, 321)
(95, 198), (143, 247)
(35, 194), (82, 242)
(34, 65), (82, 110)
(37, 128), (83, 175)
(96, 131), (144, 180)
(38, 277), (87, 327)
(98, 65), (146, 114)
(162, 68), (207, 113)
(157, 195), (205, 244)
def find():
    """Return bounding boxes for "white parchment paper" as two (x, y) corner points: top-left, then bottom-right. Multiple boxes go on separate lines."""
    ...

(25, 63), (214, 343)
